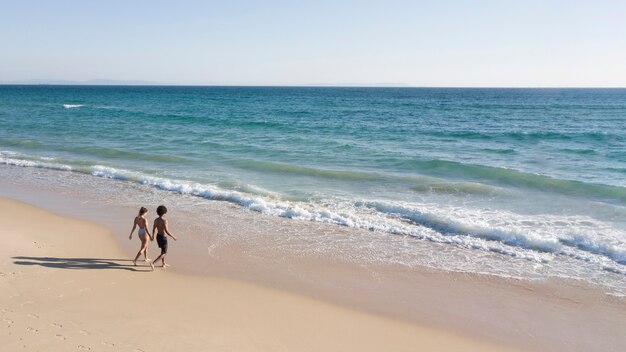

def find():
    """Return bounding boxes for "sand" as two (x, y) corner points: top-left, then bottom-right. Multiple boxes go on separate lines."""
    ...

(0, 197), (517, 352)
(2, 166), (626, 352)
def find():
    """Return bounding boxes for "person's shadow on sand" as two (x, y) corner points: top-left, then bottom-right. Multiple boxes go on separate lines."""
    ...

(13, 256), (148, 272)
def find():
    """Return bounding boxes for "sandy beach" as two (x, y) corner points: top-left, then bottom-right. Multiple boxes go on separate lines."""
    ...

(1, 165), (626, 351)
(0, 196), (519, 351)
(3, 1), (626, 350)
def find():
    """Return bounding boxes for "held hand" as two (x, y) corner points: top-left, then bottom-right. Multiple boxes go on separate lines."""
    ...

(173, 236), (178, 241)
(150, 236), (155, 241)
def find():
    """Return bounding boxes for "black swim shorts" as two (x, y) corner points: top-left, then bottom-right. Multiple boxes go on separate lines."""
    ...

(156, 233), (168, 253)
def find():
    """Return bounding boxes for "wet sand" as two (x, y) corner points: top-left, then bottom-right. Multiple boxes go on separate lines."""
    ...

(0, 197), (517, 351)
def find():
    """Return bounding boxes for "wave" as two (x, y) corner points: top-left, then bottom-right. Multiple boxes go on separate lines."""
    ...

(0, 138), (41, 148)
(558, 148), (597, 155)
(216, 180), (284, 199)
(0, 153), (72, 171)
(479, 147), (517, 155)
(63, 104), (83, 109)
(362, 201), (561, 252)
(559, 234), (626, 265)
(231, 159), (388, 181)
(398, 159), (626, 203)
(426, 130), (620, 142)
(363, 201), (626, 267)
(503, 131), (615, 142)
(61, 146), (188, 162)
(230, 159), (443, 185)
(91, 165), (558, 262)
(2, 151), (626, 270)
(411, 182), (504, 196)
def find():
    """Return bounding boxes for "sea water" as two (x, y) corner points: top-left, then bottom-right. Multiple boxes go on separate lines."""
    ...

(1, 86), (625, 293)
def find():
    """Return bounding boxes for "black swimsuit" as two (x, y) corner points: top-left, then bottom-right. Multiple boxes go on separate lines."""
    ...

(156, 233), (168, 253)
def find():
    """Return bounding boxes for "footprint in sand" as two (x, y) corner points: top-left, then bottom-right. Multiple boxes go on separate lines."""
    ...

(51, 322), (63, 328)
(78, 329), (91, 336)
(26, 326), (39, 333)
(102, 341), (115, 347)
(27, 313), (40, 319)
(79, 288), (91, 293)
(10, 271), (24, 277)
(20, 300), (34, 306)
(54, 334), (67, 340)
(77, 345), (92, 350)
(3, 318), (14, 326)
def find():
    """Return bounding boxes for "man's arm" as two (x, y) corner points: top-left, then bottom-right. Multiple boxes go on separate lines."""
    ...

(151, 221), (157, 241)
(164, 219), (177, 241)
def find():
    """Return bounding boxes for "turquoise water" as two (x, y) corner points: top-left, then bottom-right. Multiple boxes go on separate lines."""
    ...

(1, 86), (626, 290)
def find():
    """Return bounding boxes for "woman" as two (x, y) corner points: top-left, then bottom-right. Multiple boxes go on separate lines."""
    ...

(129, 207), (153, 266)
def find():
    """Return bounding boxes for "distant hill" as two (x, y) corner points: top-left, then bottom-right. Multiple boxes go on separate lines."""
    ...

(0, 79), (414, 88)
(0, 79), (160, 85)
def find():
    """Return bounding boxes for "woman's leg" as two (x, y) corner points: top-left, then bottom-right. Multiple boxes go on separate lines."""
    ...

(133, 237), (147, 266)
(143, 238), (150, 261)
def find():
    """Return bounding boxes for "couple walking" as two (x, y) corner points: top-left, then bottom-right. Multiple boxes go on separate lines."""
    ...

(128, 205), (178, 270)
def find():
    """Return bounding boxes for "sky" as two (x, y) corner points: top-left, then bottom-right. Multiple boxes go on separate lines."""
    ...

(1, 0), (626, 87)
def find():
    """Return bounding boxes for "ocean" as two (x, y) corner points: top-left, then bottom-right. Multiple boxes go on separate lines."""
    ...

(1, 85), (625, 294)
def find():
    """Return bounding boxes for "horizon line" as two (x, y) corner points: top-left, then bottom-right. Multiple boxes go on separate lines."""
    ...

(2, 82), (626, 89)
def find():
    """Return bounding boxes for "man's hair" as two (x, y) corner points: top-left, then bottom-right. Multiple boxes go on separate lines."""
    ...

(156, 205), (167, 216)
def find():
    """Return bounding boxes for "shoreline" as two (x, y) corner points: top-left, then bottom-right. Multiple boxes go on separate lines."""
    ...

(0, 196), (516, 351)
(2, 165), (626, 350)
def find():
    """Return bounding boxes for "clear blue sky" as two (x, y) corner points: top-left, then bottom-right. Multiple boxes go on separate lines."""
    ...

(1, 0), (625, 87)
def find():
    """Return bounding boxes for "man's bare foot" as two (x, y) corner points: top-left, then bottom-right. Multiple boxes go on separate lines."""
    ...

(162, 263), (170, 268)
(150, 262), (155, 271)
(133, 259), (137, 266)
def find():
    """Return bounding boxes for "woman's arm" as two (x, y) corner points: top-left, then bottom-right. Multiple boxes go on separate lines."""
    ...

(144, 219), (152, 239)
(129, 218), (137, 239)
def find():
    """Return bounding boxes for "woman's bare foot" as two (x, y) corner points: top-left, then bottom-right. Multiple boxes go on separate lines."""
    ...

(144, 258), (151, 262)
(150, 262), (155, 271)
(162, 263), (170, 268)
(133, 259), (137, 266)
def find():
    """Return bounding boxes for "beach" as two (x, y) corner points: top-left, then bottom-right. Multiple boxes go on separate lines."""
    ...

(3, 0), (626, 348)
(1, 196), (520, 351)
(2, 86), (626, 351)
(2, 167), (626, 351)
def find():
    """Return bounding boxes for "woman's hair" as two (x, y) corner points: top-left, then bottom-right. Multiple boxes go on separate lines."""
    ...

(138, 207), (148, 216)
(157, 205), (167, 216)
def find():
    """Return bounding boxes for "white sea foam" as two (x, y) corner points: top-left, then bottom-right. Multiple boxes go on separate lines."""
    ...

(0, 152), (72, 171)
(75, 164), (626, 271)
(2, 152), (626, 275)
(63, 104), (83, 109)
